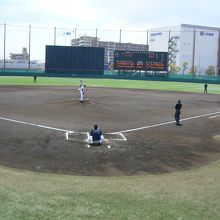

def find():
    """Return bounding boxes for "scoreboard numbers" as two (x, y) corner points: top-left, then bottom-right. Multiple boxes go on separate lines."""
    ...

(114, 50), (168, 72)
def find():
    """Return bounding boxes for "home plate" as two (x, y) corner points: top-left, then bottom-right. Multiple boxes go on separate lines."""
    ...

(66, 131), (127, 148)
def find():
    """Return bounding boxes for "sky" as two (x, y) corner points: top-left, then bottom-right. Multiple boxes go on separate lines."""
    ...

(1, 0), (220, 60)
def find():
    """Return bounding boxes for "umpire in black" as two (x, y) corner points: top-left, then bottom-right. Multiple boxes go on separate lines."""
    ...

(174, 100), (182, 126)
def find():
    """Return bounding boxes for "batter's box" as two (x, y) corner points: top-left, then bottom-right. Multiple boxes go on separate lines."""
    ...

(66, 132), (90, 142)
(105, 132), (127, 142)
(66, 131), (127, 148)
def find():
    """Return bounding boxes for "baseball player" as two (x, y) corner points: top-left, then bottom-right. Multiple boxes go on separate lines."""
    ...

(89, 124), (104, 145)
(79, 79), (86, 102)
(204, 83), (208, 93)
(174, 100), (182, 126)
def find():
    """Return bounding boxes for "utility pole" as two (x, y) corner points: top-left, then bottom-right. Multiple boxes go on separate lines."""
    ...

(146, 30), (149, 51)
(54, 27), (56, 45)
(119, 29), (121, 49)
(192, 29), (196, 75)
(3, 23), (6, 69)
(217, 30), (220, 75)
(28, 25), (31, 70)
(95, 28), (98, 47)
(74, 28), (77, 40)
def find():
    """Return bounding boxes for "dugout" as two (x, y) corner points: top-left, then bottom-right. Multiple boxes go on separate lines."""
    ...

(45, 46), (104, 75)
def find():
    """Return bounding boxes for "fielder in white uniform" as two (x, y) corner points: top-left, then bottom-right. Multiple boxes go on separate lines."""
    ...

(79, 79), (86, 102)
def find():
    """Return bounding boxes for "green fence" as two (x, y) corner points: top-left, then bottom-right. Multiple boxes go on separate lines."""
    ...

(0, 69), (220, 84)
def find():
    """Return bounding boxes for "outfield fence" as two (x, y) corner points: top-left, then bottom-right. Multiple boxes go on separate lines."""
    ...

(0, 69), (220, 84)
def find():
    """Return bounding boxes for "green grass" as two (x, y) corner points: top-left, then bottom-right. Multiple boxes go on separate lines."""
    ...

(0, 76), (220, 94)
(1, 76), (220, 219)
(1, 162), (220, 220)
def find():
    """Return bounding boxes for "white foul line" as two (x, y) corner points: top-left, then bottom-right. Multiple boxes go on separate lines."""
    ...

(0, 116), (73, 133)
(0, 116), (119, 147)
(111, 111), (220, 134)
(1, 111), (219, 145)
(209, 115), (220, 119)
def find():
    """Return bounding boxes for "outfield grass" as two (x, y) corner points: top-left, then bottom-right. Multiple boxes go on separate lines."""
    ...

(0, 76), (220, 219)
(0, 76), (220, 94)
(1, 161), (220, 220)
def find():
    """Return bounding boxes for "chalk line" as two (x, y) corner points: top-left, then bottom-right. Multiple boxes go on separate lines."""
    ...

(1, 111), (219, 145)
(0, 116), (119, 147)
(209, 115), (220, 119)
(0, 116), (73, 133)
(111, 111), (220, 134)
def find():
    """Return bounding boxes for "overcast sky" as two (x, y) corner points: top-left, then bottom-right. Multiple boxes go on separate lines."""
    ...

(1, 0), (220, 60)
(1, 0), (220, 29)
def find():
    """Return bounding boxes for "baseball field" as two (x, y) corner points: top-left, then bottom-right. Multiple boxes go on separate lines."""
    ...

(0, 76), (220, 219)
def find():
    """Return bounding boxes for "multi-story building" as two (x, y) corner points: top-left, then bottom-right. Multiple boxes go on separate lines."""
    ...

(71, 36), (98, 47)
(149, 24), (220, 75)
(98, 41), (148, 65)
(71, 36), (148, 66)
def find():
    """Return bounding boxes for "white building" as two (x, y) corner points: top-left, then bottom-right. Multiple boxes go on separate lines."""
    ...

(71, 36), (98, 47)
(149, 24), (220, 75)
(71, 36), (148, 66)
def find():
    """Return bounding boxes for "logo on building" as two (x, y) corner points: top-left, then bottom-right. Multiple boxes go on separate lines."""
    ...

(150, 32), (162, 37)
(200, 31), (214, 36)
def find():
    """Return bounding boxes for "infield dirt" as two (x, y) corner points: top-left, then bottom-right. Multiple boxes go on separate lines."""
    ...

(0, 85), (219, 176)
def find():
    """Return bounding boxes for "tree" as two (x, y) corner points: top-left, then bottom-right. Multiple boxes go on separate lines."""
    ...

(182, 62), (188, 74)
(169, 64), (181, 73)
(205, 65), (216, 76)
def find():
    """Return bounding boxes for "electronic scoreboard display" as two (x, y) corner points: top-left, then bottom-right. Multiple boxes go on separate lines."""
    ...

(114, 50), (168, 72)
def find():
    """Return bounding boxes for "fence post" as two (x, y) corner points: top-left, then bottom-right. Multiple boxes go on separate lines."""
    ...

(3, 23), (6, 69)
(28, 25), (31, 70)
(217, 30), (220, 75)
(74, 28), (77, 40)
(192, 29), (196, 75)
(119, 29), (121, 49)
(95, 28), (98, 47)
(54, 27), (56, 45)
(146, 30), (149, 50)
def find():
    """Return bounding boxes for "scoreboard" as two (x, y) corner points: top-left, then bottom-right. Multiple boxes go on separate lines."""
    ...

(45, 46), (104, 75)
(114, 50), (168, 72)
